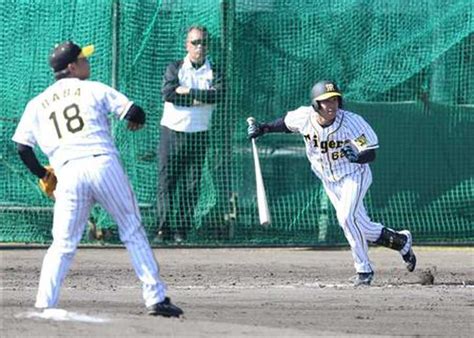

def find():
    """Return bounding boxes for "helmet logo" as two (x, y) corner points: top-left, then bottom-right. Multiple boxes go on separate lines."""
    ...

(325, 83), (335, 92)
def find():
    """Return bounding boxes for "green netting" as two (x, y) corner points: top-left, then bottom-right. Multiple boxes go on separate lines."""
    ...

(1, 0), (473, 245)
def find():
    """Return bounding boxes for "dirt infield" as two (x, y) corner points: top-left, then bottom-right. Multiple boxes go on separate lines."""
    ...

(1, 246), (473, 337)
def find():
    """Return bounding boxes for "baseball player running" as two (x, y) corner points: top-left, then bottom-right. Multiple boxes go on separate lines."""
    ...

(12, 41), (183, 316)
(248, 80), (416, 286)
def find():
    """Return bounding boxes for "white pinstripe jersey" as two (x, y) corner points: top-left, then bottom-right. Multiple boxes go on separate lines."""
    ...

(284, 106), (379, 183)
(12, 78), (132, 169)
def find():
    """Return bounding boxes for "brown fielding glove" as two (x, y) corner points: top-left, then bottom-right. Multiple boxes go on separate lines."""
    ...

(38, 166), (57, 199)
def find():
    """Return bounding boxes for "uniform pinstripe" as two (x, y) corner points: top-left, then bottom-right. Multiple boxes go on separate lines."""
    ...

(13, 78), (167, 309)
(285, 107), (383, 273)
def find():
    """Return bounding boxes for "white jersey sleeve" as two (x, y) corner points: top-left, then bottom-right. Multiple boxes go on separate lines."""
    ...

(89, 81), (133, 119)
(283, 106), (312, 134)
(12, 100), (38, 147)
(346, 113), (379, 151)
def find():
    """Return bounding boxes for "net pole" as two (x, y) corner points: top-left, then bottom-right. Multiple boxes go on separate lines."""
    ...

(111, 0), (119, 89)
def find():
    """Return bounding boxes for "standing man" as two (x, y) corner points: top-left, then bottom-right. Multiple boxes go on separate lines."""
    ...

(158, 25), (224, 242)
(12, 41), (183, 316)
(247, 80), (416, 286)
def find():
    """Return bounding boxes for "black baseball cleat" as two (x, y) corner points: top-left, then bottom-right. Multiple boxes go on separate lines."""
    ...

(399, 230), (416, 272)
(147, 297), (183, 317)
(353, 271), (374, 287)
(402, 249), (417, 272)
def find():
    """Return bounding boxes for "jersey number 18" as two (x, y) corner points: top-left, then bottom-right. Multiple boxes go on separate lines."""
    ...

(49, 103), (85, 139)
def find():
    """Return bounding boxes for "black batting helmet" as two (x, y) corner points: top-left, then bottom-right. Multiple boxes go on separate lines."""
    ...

(311, 80), (342, 102)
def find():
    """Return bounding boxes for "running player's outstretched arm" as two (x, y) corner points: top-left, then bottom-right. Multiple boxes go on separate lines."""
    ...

(247, 117), (292, 139)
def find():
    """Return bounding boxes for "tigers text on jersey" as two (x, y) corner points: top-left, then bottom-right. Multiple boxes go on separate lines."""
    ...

(284, 106), (379, 183)
(12, 78), (132, 169)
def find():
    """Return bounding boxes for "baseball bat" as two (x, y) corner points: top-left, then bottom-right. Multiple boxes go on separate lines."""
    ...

(247, 117), (271, 227)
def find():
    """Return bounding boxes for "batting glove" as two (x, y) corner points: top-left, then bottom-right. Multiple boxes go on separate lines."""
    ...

(247, 122), (265, 139)
(341, 144), (359, 163)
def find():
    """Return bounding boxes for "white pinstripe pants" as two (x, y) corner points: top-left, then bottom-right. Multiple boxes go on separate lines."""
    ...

(35, 154), (166, 308)
(322, 166), (383, 273)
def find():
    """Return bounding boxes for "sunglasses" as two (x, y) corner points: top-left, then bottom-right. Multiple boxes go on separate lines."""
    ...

(190, 39), (208, 46)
